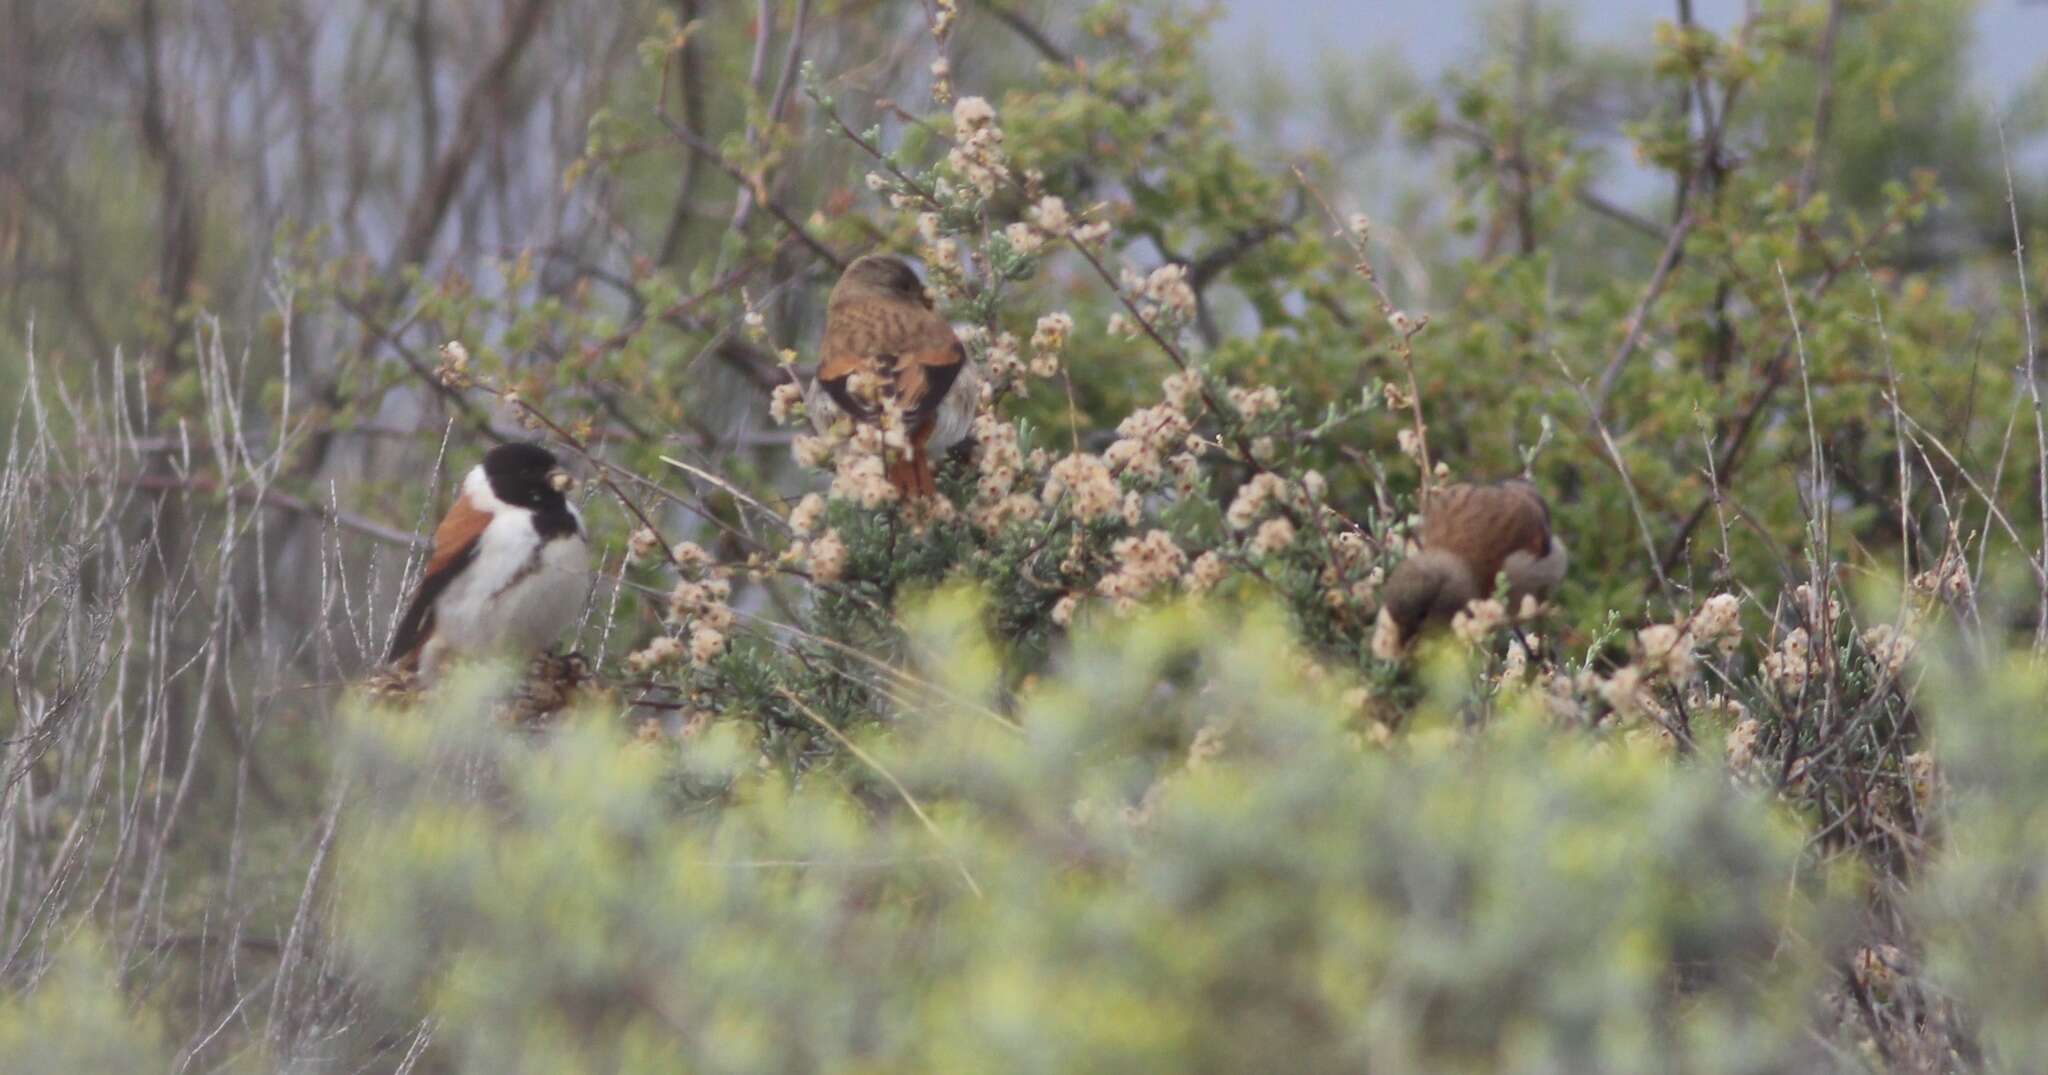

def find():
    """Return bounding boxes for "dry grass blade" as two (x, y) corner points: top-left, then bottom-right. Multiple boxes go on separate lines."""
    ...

(774, 687), (983, 899)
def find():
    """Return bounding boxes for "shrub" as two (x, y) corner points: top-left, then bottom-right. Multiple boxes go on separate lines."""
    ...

(334, 598), (1848, 1073)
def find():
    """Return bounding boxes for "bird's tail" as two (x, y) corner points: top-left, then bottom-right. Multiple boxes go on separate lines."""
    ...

(887, 425), (939, 499)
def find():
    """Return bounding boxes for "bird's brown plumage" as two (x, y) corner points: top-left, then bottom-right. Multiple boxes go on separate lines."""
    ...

(1416, 480), (1554, 594)
(1380, 479), (1564, 645)
(386, 492), (492, 669)
(816, 255), (965, 498)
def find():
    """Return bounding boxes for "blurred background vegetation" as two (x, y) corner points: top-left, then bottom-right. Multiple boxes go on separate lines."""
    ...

(3, 0), (2047, 1070)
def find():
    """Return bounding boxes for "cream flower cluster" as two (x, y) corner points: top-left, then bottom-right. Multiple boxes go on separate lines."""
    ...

(1105, 404), (1194, 484)
(1113, 261), (1198, 333)
(1597, 665), (1653, 719)
(806, 530), (848, 583)
(1451, 597), (1508, 647)
(1184, 550), (1229, 595)
(768, 381), (805, 425)
(1692, 593), (1743, 655)
(944, 96), (1008, 200)
(1634, 623), (1697, 682)
(1028, 195), (1071, 236)
(1763, 627), (1815, 696)
(962, 413), (1040, 532)
(1725, 715), (1764, 771)
(1002, 221), (1044, 256)
(1226, 385), (1281, 419)
(778, 487), (848, 580)
(979, 328), (1025, 393)
(823, 425), (899, 509)
(788, 493), (826, 537)
(1028, 312), (1073, 377)
(629, 546), (735, 673)
(627, 526), (663, 562)
(1582, 594), (1743, 721)
(1861, 623), (1918, 677)
(1225, 472), (1292, 531)
(1043, 452), (1120, 522)
(791, 432), (834, 469)
(1249, 516), (1296, 557)
(1096, 529), (1187, 614)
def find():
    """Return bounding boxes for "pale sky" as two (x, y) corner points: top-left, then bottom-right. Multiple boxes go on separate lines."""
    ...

(1217, 0), (2044, 100)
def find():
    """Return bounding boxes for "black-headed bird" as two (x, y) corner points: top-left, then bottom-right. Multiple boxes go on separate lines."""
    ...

(387, 442), (589, 679)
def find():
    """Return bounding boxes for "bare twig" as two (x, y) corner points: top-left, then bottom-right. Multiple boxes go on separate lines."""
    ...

(1554, 352), (1674, 596)
(660, 117), (847, 270)
(1593, 208), (1694, 419)
(1995, 120), (2048, 644)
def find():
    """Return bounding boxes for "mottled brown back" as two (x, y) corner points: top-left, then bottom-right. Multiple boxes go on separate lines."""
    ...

(1420, 481), (1553, 594)
(816, 294), (964, 426)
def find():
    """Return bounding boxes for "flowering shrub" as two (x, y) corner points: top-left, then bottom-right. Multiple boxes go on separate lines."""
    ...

(2, 0), (2045, 1070)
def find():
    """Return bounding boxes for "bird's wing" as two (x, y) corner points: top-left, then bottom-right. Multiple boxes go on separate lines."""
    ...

(1421, 482), (1553, 596)
(386, 494), (492, 664)
(818, 301), (965, 426)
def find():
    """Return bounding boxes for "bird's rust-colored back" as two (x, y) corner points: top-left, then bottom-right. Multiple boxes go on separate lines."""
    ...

(386, 491), (493, 668)
(1419, 481), (1553, 592)
(816, 257), (966, 498)
(817, 295), (964, 426)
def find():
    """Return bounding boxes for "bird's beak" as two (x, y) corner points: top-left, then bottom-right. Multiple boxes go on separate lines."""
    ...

(548, 467), (575, 493)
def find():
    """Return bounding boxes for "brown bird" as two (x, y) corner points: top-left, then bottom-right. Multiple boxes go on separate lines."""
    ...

(1379, 478), (1567, 646)
(810, 255), (972, 498)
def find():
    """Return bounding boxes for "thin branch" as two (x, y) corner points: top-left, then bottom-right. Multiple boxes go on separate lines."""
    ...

(980, 0), (1069, 68)
(659, 116), (848, 270)
(1555, 352), (1675, 596)
(1593, 207), (1695, 419)
(1575, 187), (1665, 240)
(123, 474), (426, 550)
(775, 687), (983, 898)
(1995, 119), (2048, 643)
(387, 0), (552, 274)
(1793, 0), (1845, 206)
(657, 0), (708, 265)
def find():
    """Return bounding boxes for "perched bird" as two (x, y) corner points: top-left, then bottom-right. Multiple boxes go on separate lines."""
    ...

(810, 254), (975, 498)
(1379, 478), (1567, 646)
(387, 443), (590, 680)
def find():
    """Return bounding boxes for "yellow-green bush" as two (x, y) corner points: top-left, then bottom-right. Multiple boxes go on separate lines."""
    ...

(335, 600), (1846, 1073)
(0, 933), (171, 1074)
(1920, 640), (2048, 1071)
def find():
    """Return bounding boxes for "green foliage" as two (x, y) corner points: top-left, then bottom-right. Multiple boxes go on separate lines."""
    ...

(0, 932), (172, 1074)
(5, 0), (2048, 1069)
(1919, 636), (2048, 1070)
(335, 600), (1846, 1073)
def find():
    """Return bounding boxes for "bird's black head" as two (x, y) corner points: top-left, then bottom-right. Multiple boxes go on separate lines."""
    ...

(836, 254), (932, 307)
(481, 442), (574, 512)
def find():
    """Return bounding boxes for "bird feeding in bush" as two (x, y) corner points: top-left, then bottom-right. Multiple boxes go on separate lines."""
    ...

(386, 443), (589, 680)
(808, 254), (977, 499)
(1378, 479), (1567, 648)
